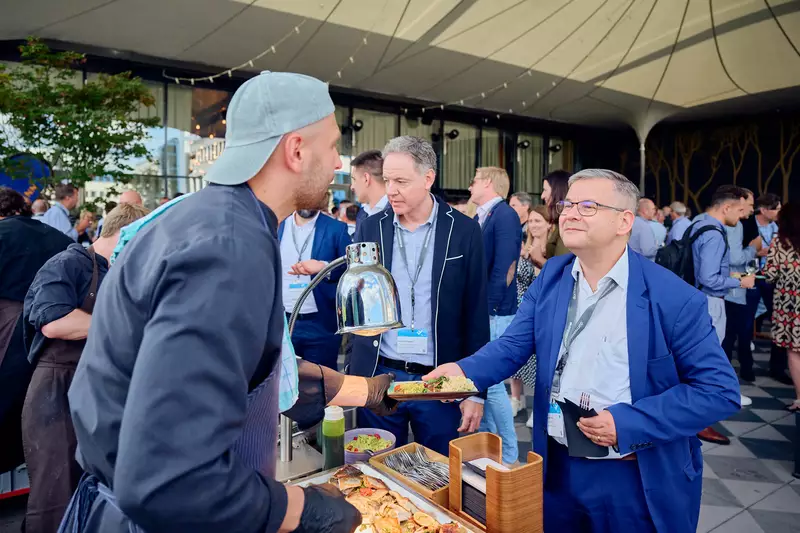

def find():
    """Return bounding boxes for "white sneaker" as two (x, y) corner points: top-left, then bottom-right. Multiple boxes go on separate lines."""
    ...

(510, 397), (524, 417)
(526, 412), (533, 428)
(740, 395), (753, 407)
(750, 342), (755, 352)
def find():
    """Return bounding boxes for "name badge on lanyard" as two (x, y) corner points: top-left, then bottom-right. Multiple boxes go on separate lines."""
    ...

(548, 401), (565, 439)
(287, 281), (310, 307)
(397, 328), (428, 354)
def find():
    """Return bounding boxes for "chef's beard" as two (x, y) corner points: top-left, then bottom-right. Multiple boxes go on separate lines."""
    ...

(295, 153), (331, 211)
(297, 209), (319, 219)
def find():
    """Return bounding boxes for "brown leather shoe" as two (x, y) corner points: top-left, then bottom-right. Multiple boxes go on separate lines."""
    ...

(698, 427), (730, 445)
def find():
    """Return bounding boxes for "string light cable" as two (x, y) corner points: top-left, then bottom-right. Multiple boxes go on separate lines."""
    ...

(163, 19), (308, 85)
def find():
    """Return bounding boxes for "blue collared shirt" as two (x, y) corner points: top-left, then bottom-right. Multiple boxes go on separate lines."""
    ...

(666, 216), (691, 245)
(363, 195), (389, 217)
(629, 217), (658, 260)
(476, 196), (503, 227)
(648, 220), (667, 247)
(724, 221), (757, 305)
(380, 197), (438, 366)
(757, 220), (779, 268)
(41, 203), (78, 241)
(690, 217), (740, 297)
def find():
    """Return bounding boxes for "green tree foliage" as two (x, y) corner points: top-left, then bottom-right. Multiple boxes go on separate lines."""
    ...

(0, 37), (159, 209)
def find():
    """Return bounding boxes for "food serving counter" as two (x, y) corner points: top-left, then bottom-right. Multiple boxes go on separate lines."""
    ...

(291, 433), (544, 533)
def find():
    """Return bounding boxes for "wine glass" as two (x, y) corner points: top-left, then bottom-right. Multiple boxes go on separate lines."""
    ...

(745, 259), (758, 276)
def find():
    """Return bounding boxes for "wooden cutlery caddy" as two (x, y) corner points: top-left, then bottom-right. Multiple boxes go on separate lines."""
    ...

(371, 434), (544, 533)
(449, 433), (544, 533)
(369, 442), (450, 508)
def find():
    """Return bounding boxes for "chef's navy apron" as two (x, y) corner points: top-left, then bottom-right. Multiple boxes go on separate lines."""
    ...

(23, 249), (99, 533)
(57, 341), (280, 533)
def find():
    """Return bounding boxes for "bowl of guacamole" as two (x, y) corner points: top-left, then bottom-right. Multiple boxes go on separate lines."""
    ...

(344, 428), (396, 464)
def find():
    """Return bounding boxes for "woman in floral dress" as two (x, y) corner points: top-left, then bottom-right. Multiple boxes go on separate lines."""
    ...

(763, 202), (800, 412)
(509, 205), (550, 427)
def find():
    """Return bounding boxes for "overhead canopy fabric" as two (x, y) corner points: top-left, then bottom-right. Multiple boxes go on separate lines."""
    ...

(2, 0), (799, 129)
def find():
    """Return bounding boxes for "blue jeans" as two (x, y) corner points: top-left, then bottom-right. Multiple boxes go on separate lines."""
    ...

(357, 365), (461, 456)
(478, 315), (519, 464)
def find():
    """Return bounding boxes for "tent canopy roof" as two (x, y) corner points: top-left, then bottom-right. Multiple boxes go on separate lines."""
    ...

(3, 0), (799, 131)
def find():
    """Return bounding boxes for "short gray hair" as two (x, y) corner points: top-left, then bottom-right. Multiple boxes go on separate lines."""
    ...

(669, 201), (687, 216)
(568, 169), (640, 212)
(382, 136), (437, 176)
(511, 191), (533, 206)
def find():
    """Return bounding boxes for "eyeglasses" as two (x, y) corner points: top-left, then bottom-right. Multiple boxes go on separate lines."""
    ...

(556, 200), (627, 217)
(469, 176), (489, 187)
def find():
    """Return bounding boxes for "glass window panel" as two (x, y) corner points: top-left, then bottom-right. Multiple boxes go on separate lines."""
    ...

(481, 128), (503, 168)
(400, 116), (438, 139)
(167, 85), (231, 190)
(335, 105), (348, 157)
(353, 109), (398, 154)
(443, 122), (477, 190)
(516, 134), (543, 198)
(549, 137), (566, 172)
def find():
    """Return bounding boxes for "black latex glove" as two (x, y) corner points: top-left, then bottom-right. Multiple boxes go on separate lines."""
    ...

(296, 483), (361, 533)
(365, 373), (398, 416)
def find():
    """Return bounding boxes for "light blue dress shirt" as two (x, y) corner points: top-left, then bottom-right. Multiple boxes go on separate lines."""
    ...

(629, 216), (658, 260)
(690, 217), (740, 297)
(380, 198), (438, 366)
(40, 202), (78, 241)
(666, 216), (691, 245)
(757, 220), (778, 268)
(648, 220), (667, 247)
(723, 221), (757, 305)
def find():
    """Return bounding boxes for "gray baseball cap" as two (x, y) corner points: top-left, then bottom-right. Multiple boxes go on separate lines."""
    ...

(204, 71), (335, 186)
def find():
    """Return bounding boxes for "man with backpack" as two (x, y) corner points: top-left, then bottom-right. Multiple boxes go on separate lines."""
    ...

(690, 186), (755, 444)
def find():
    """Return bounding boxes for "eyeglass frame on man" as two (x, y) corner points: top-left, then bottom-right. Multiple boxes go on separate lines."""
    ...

(556, 200), (628, 217)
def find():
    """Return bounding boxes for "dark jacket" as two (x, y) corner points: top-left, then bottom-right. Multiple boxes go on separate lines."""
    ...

(68, 184), (288, 533)
(0, 216), (74, 302)
(741, 215), (759, 247)
(480, 200), (522, 316)
(278, 213), (351, 333)
(347, 196), (490, 378)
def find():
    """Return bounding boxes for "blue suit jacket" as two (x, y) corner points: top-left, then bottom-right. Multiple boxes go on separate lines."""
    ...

(348, 196), (490, 377)
(278, 214), (351, 334)
(458, 250), (740, 533)
(480, 200), (522, 316)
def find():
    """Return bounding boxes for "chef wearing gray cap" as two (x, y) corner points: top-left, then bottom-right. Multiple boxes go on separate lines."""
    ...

(60, 72), (371, 533)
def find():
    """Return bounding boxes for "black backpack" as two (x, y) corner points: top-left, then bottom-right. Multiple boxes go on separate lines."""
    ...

(655, 220), (728, 288)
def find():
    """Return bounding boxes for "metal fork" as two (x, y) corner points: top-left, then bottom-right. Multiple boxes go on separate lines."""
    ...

(580, 392), (591, 412)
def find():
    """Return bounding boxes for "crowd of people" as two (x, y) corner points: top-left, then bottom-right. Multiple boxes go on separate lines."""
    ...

(0, 68), (797, 533)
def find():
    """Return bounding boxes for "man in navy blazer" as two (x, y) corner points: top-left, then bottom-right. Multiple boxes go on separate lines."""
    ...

(349, 136), (489, 456)
(279, 209), (351, 369)
(425, 169), (740, 532)
(468, 166), (521, 464)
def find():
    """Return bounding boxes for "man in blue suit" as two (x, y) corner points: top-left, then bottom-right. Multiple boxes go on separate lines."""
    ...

(279, 208), (351, 370)
(468, 166), (521, 464)
(425, 169), (740, 532)
(349, 136), (489, 456)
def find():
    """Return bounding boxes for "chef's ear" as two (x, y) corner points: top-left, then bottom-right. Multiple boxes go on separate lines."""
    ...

(282, 132), (305, 174)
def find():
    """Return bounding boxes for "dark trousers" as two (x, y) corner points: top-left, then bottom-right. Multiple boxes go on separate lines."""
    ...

(723, 296), (757, 375)
(755, 280), (788, 374)
(357, 365), (461, 456)
(290, 316), (341, 371)
(544, 440), (657, 533)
